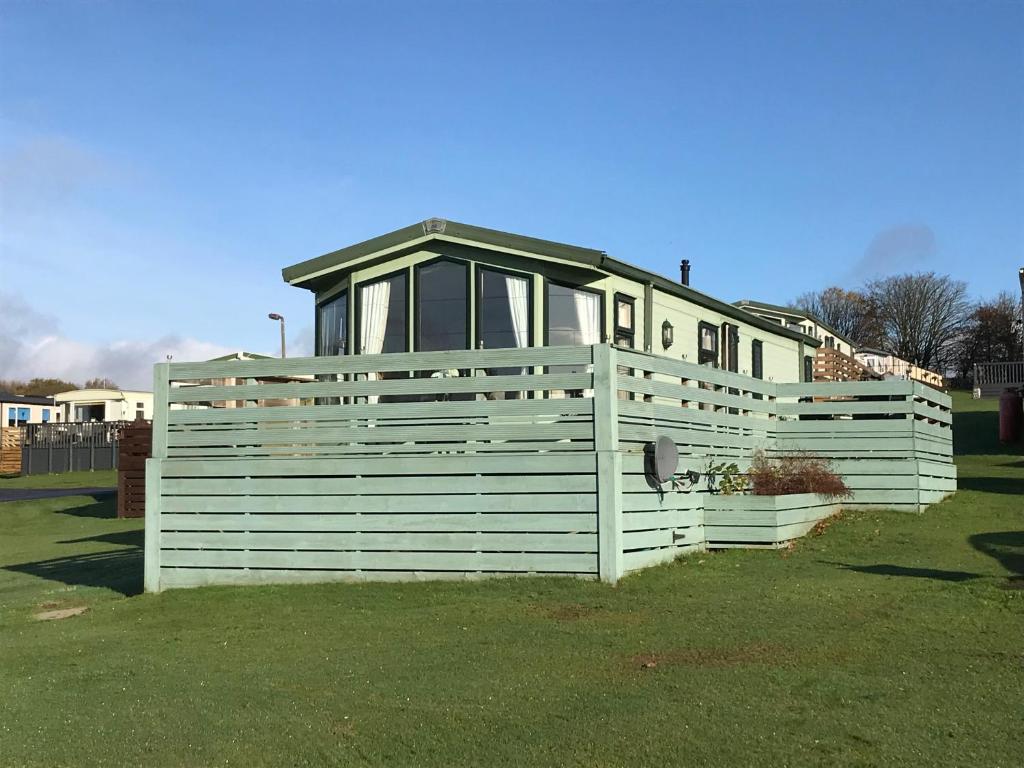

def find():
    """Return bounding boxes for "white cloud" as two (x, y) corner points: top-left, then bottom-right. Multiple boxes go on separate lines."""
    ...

(0, 292), (237, 389)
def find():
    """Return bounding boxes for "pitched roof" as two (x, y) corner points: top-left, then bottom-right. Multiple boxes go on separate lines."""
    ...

(733, 298), (856, 348)
(0, 391), (56, 406)
(282, 219), (820, 347)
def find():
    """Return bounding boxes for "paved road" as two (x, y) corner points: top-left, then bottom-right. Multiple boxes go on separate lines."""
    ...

(0, 487), (115, 503)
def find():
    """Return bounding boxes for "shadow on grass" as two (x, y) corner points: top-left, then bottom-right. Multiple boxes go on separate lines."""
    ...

(4, 496), (144, 596)
(957, 476), (1024, 495)
(953, 410), (1024, 456)
(969, 531), (1024, 580)
(59, 529), (144, 548)
(825, 561), (981, 582)
(5, 548), (143, 596)
(52, 496), (119, 519)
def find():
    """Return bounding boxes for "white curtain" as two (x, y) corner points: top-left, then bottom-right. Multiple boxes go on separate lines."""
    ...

(572, 289), (600, 398)
(573, 290), (600, 345)
(504, 275), (530, 393)
(505, 275), (529, 349)
(360, 280), (391, 403)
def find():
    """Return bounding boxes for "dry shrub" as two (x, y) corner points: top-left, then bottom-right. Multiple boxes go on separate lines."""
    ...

(748, 450), (852, 500)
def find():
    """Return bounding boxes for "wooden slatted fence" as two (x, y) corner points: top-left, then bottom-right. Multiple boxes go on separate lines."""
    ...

(144, 344), (956, 591)
(0, 427), (22, 475)
(117, 421), (152, 518)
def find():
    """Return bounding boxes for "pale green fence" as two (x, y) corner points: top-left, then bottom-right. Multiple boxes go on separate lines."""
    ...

(145, 345), (955, 591)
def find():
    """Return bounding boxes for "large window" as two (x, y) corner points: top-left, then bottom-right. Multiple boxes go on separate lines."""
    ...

(316, 291), (348, 356)
(476, 268), (533, 399)
(358, 272), (407, 354)
(415, 260), (468, 352)
(477, 267), (531, 351)
(546, 282), (602, 347)
(546, 281), (602, 398)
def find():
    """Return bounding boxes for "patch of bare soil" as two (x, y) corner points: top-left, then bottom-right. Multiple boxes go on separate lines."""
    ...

(34, 606), (89, 621)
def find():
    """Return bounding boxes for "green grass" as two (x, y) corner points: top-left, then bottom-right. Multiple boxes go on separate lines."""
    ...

(1, 395), (1021, 767)
(0, 469), (116, 489)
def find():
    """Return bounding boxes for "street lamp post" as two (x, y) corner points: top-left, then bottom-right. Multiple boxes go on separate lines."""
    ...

(1018, 268), (1024, 360)
(268, 313), (286, 358)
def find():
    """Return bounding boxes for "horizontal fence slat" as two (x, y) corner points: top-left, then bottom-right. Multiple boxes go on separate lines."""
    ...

(159, 454), (596, 478)
(160, 549), (599, 573)
(161, 492), (597, 514)
(167, 345), (594, 379)
(161, 530), (598, 552)
(168, 372), (593, 404)
(167, 397), (594, 425)
(161, 512), (598, 533)
(162, 475), (597, 495)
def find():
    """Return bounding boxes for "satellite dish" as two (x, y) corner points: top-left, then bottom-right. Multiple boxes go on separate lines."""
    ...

(644, 436), (679, 485)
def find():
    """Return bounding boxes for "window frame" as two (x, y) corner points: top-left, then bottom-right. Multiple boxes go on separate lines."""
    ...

(542, 278), (606, 347)
(475, 263), (534, 350)
(697, 321), (719, 366)
(613, 292), (636, 349)
(354, 267), (411, 355)
(751, 339), (764, 380)
(412, 256), (471, 352)
(315, 288), (350, 357)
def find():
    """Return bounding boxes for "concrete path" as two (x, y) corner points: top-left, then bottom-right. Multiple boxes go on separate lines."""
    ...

(0, 488), (115, 503)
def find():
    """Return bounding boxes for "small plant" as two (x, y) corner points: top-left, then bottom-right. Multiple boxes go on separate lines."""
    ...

(703, 460), (748, 495)
(747, 450), (852, 500)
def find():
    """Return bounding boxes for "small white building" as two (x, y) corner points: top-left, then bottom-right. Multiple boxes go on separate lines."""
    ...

(1, 392), (59, 426)
(855, 348), (944, 387)
(54, 389), (154, 423)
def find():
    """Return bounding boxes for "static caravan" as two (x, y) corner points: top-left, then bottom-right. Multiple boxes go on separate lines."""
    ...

(282, 219), (819, 386)
(142, 220), (954, 592)
(733, 299), (857, 358)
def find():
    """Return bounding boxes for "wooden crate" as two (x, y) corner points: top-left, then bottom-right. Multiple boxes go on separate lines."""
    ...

(0, 427), (22, 475)
(117, 421), (152, 518)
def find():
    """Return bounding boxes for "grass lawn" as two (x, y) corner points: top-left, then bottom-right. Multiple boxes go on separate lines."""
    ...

(0, 469), (117, 489)
(0, 392), (1020, 767)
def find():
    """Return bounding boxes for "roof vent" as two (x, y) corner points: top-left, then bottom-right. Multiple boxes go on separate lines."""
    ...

(423, 218), (448, 235)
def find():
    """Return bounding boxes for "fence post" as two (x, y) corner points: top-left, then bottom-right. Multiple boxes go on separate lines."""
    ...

(144, 363), (170, 593)
(593, 343), (623, 584)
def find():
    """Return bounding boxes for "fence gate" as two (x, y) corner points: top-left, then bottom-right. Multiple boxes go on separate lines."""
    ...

(21, 422), (130, 475)
(117, 421), (152, 518)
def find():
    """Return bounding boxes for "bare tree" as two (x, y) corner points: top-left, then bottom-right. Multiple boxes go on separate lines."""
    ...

(865, 272), (970, 371)
(950, 292), (1023, 380)
(790, 287), (884, 347)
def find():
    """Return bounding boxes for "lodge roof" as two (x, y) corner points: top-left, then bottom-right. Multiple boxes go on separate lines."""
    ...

(733, 298), (857, 348)
(282, 218), (820, 347)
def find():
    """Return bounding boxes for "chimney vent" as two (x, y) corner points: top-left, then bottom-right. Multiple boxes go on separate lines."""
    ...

(680, 259), (691, 286)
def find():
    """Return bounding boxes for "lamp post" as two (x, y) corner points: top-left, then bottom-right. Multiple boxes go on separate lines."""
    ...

(1018, 268), (1023, 359)
(268, 313), (286, 358)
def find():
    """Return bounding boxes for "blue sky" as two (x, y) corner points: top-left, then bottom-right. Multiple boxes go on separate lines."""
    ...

(1, 0), (1022, 386)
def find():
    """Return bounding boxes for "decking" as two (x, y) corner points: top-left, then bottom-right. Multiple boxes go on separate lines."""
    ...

(974, 361), (1024, 398)
(144, 345), (954, 591)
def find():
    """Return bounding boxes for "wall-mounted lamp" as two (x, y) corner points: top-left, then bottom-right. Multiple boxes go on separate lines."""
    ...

(661, 319), (674, 350)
